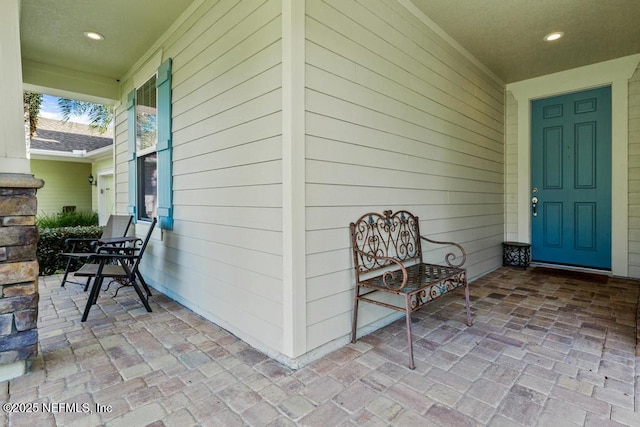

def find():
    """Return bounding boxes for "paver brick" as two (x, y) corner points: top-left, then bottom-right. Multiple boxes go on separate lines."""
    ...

(333, 381), (377, 412)
(542, 397), (587, 425)
(551, 386), (611, 416)
(497, 384), (545, 425)
(365, 395), (403, 421)
(298, 401), (349, 427)
(278, 394), (315, 420)
(241, 400), (281, 426)
(108, 401), (166, 427)
(8, 268), (638, 427)
(302, 375), (344, 403)
(425, 404), (477, 426)
(455, 395), (496, 424)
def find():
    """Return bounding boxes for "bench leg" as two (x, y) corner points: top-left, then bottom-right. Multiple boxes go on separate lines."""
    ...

(405, 294), (415, 370)
(135, 270), (153, 297)
(351, 288), (360, 343)
(60, 242), (78, 287)
(60, 258), (73, 287)
(130, 278), (153, 313)
(82, 275), (103, 322)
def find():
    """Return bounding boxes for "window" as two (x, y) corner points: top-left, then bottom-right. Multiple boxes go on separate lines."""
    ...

(136, 75), (158, 220)
(139, 152), (157, 220)
(136, 75), (157, 151)
(127, 59), (173, 230)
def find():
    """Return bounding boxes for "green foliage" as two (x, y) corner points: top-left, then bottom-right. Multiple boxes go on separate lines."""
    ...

(37, 226), (104, 275)
(37, 211), (99, 228)
(37, 211), (101, 275)
(24, 91), (43, 137)
(57, 98), (113, 135)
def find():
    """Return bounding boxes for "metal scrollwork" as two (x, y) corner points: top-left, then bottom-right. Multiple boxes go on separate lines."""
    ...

(350, 209), (467, 288)
(421, 236), (467, 268)
(412, 290), (426, 309)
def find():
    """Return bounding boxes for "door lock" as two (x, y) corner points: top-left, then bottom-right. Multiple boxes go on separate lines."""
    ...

(531, 196), (539, 217)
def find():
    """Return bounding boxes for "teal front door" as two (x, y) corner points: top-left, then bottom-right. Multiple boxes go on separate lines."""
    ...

(530, 86), (611, 269)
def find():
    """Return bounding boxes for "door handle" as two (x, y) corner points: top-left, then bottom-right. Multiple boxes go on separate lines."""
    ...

(531, 196), (538, 217)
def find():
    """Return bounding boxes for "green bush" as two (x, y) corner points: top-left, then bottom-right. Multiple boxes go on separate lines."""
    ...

(36, 210), (99, 228)
(37, 225), (104, 275)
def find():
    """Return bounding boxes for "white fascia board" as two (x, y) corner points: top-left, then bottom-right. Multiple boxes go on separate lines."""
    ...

(29, 145), (112, 163)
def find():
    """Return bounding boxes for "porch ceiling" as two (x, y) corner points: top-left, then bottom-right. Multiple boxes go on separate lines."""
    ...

(19, 0), (194, 97)
(411, 0), (640, 83)
(18, 0), (640, 92)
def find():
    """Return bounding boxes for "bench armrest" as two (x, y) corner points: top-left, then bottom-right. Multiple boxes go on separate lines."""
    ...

(420, 236), (466, 268)
(88, 252), (138, 262)
(352, 247), (409, 290)
(64, 237), (99, 245)
(95, 244), (141, 256)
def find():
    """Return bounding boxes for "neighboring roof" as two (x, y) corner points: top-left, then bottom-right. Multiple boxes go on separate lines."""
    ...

(30, 117), (113, 154)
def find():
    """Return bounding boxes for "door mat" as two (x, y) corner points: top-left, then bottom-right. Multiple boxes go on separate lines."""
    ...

(531, 267), (610, 284)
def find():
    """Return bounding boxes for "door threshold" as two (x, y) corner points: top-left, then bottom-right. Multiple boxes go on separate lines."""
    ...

(529, 262), (612, 277)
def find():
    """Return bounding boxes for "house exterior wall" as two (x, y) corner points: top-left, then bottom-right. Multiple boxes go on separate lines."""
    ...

(629, 64), (640, 277)
(30, 160), (92, 215)
(504, 92), (518, 241)
(506, 54), (640, 278)
(114, 0), (286, 356)
(304, 0), (505, 352)
(114, 0), (506, 365)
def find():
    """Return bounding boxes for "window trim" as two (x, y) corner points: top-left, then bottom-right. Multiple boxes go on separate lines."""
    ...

(127, 58), (173, 230)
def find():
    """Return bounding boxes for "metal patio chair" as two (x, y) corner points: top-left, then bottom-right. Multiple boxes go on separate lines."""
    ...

(74, 218), (157, 321)
(60, 214), (133, 288)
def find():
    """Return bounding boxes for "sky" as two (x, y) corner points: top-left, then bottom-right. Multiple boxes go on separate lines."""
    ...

(39, 94), (93, 124)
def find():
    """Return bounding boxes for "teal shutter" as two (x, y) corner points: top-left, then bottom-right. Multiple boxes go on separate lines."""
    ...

(156, 59), (173, 230)
(126, 90), (137, 221)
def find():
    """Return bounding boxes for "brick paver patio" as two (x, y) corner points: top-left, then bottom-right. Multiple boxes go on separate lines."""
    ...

(1, 267), (639, 426)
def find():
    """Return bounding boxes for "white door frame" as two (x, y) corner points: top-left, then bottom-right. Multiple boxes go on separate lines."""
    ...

(97, 168), (114, 226)
(507, 54), (640, 277)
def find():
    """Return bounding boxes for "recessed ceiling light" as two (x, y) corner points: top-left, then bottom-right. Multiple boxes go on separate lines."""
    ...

(83, 31), (105, 41)
(544, 32), (564, 42)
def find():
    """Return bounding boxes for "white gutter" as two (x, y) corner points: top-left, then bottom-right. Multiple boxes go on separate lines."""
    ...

(29, 144), (112, 162)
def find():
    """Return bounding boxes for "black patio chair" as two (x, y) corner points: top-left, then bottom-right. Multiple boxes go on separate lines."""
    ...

(74, 217), (157, 321)
(60, 214), (133, 288)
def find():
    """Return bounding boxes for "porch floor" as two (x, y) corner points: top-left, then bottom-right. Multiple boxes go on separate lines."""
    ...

(2, 267), (639, 426)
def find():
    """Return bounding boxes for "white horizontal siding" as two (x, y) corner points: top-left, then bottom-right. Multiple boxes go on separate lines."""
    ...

(141, 253), (283, 349)
(114, 0), (285, 356)
(306, 111), (502, 171)
(309, 0), (503, 112)
(173, 89), (281, 146)
(171, 1), (280, 96)
(173, 161), (281, 198)
(304, 0), (504, 352)
(629, 65), (640, 278)
(30, 160), (92, 215)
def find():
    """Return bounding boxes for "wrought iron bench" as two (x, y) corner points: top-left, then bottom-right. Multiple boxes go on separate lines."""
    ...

(350, 210), (472, 369)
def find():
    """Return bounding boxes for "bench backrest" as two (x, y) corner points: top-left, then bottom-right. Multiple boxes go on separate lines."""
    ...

(350, 210), (423, 280)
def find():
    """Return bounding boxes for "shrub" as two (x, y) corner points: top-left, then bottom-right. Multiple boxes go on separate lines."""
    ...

(37, 225), (104, 275)
(36, 210), (98, 228)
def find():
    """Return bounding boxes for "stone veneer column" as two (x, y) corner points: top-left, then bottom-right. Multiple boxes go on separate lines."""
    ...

(0, 173), (44, 381)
